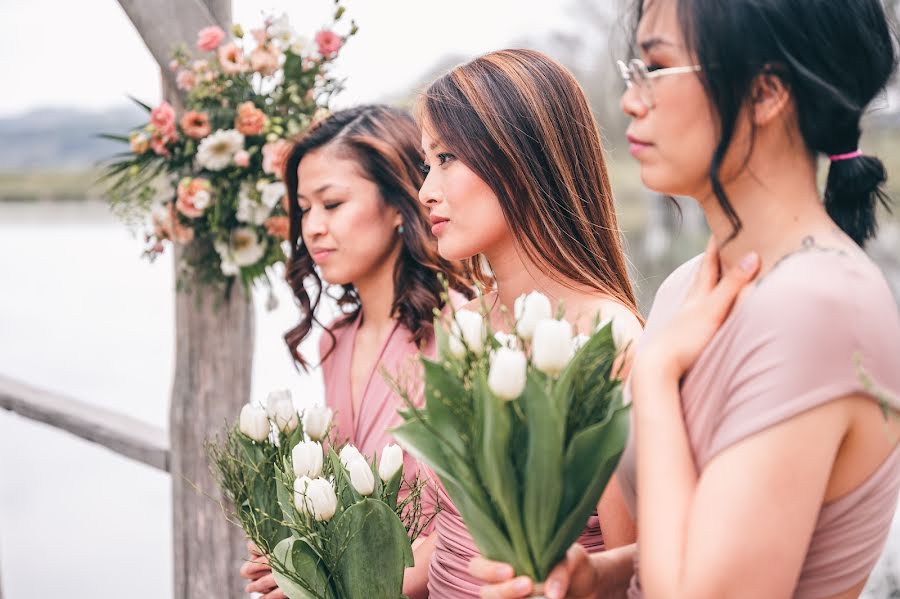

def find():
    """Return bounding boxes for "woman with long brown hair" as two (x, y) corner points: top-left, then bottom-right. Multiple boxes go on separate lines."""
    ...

(239, 104), (471, 598)
(416, 48), (642, 598)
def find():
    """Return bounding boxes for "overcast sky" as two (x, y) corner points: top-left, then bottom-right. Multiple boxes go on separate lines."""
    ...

(1, 0), (576, 118)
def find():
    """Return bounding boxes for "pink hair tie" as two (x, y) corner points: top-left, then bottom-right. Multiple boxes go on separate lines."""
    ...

(828, 149), (862, 162)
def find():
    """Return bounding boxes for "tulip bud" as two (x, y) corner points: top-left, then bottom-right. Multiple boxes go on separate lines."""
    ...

(378, 444), (403, 482)
(597, 305), (634, 351)
(294, 476), (337, 521)
(447, 310), (485, 358)
(239, 403), (270, 442)
(487, 347), (528, 401)
(514, 291), (552, 340)
(266, 390), (299, 433)
(339, 444), (363, 467)
(532, 319), (574, 376)
(302, 404), (333, 441)
(494, 331), (519, 350)
(573, 333), (590, 352)
(291, 440), (323, 478)
(346, 456), (375, 496)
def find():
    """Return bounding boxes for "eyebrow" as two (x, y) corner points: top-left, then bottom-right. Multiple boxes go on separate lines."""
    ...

(639, 36), (676, 52)
(297, 183), (349, 199)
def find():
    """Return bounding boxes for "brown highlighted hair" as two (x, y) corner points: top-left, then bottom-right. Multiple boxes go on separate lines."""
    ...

(283, 105), (472, 370)
(419, 49), (638, 316)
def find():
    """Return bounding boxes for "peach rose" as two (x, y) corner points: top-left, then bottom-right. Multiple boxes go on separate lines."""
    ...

(176, 178), (213, 218)
(150, 102), (176, 132)
(129, 132), (150, 155)
(315, 30), (343, 57)
(218, 43), (248, 74)
(234, 150), (250, 167)
(176, 69), (197, 91)
(154, 203), (194, 244)
(235, 101), (267, 136)
(180, 111), (211, 139)
(197, 26), (226, 52)
(250, 45), (280, 76)
(262, 139), (293, 178)
(264, 215), (290, 240)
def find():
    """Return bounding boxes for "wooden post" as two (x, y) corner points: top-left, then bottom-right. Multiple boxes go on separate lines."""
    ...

(114, 2), (250, 597)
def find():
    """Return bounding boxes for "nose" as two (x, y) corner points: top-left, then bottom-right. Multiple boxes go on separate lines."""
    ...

(621, 84), (649, 119)
(418, 171), (442, 207)
(302, 205), (328, 239)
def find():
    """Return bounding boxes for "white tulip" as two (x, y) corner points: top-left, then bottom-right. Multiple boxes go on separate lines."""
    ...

(266, 390), (298, 433)
(487, 347), (528, 400)
(294, 476), (337, 521)
(291, 441), (324, 478)
(448, 310), (485, 358)
(239, 403), (270, 442)
(572, 333), (591, 352)
(494, 331), (519, 350)
(378, 444), (404, 482)
(302, 404), (333, 441)
(532, 319), (575, 376)
(346, 456), (375, 496)
(339, 444), (363, 467)
(597, 306), (634, 351)
(514, 291), (552, 340)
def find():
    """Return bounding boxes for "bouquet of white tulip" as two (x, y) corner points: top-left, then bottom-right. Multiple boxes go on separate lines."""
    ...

(392, 290), (631, 585)
(267, 440), (433, 599)
(207, 391), (333, 555)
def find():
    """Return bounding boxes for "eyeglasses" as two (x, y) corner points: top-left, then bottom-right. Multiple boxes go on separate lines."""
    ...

(617, 58), (702, 108)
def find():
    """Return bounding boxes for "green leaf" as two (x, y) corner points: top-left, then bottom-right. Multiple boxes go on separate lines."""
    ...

(520, 371), (564, 579)
(382, 466), (403, 510)
(327, 499), (412, 599)
(473, 373), (534, 578)
(271, 537), (335, 599)
(128, 95), (154, 112)
(545, 397), (630, 565)
(421, 359), (468, 457)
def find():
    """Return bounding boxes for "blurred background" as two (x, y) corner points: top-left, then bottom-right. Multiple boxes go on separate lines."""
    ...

(1, 0), (898, 597)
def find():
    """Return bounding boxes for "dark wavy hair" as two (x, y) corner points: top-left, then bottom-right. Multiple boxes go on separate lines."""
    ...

(283, 105), (472, 370)
(630, 0), (898, 246)
(419, 49), (640, 318)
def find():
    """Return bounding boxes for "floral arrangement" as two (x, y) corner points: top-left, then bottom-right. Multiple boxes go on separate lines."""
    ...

(208, 390), (433, 599)
(392, 291), (632, 585)
(101, 5), (357, 290)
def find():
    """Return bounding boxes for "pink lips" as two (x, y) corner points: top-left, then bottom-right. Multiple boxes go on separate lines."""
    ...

(310, 248), (335, 263)
(429, 215), (449, 236)
(627, 133), (653, 157)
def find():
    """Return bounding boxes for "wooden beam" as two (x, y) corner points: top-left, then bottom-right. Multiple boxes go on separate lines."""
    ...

(0, 374), (169, 472)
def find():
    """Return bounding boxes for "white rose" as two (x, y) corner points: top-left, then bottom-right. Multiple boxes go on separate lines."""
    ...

(238, 403), (270, 442)
(294, 476), (337, 521)
(220, 259), (239, 276)
(487, 347), (528, 401)
(191, 189), (211, 210)
(339, 444), (363, 467)
(514, 291), (552, 340)
(378, 444), (404, 482)
(302, 404), (333, 441)
(292, 440), (324, 478)
(346, 456), (375, 496)
(230, 227), (267, 266)
(531, 319), (574, 376)
(447, 310), (485, 358)
(236, 190), (270, 225)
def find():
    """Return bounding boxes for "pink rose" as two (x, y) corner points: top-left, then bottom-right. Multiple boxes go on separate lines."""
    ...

(235, 101), (267, 136)
(192, 59), (209, 72)
(233, 150), (250, 167)
(176, 69), (196, 91)
(218, 43), (248, 74)
(180, 111), (211, 139)
(264, 216), (289, 240)
(176, 178), (213, 218)
(154, 204), (194, 244)
(250, 45), (280, 76)
(315, 30), (343, 57)
(150, 102), (176, 132)
(150, 136), (170, 157)
(168, 59), (180, 72)
(197, 26), (226, 52)
(262, 139), (293, 178)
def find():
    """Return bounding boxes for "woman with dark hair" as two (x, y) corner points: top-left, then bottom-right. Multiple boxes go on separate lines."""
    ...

(416, 48), (643, 598)
(239, 104), (472, 599)
(474, 1), (900, 598)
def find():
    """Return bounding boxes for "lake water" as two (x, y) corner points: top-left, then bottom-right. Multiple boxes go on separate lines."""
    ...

(0, 201), (897, 598)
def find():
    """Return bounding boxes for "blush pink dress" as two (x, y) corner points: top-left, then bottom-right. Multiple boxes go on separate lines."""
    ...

(618, 248), (900, 598)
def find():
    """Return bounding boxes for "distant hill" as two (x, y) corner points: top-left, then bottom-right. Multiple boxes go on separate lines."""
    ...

(0, 104), (149, 171)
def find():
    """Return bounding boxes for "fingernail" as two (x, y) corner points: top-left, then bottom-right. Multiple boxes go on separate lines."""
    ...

(513, 577), (531, 593)
(740, 252), (758, 272)
(496, 564), (513, 578)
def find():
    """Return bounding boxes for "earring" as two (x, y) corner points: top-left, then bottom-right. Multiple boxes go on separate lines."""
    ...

(397, 224), (405, 235)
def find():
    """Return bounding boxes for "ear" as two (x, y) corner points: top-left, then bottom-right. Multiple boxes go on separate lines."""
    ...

(751, 69), (792, 126)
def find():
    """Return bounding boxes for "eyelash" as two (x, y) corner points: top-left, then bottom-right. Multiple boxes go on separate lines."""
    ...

(420, 152), (456, 175)
(299, 202), (341, 215)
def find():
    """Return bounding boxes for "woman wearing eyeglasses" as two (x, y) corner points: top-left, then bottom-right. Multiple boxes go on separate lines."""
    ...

(471, 1), (900, 598)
